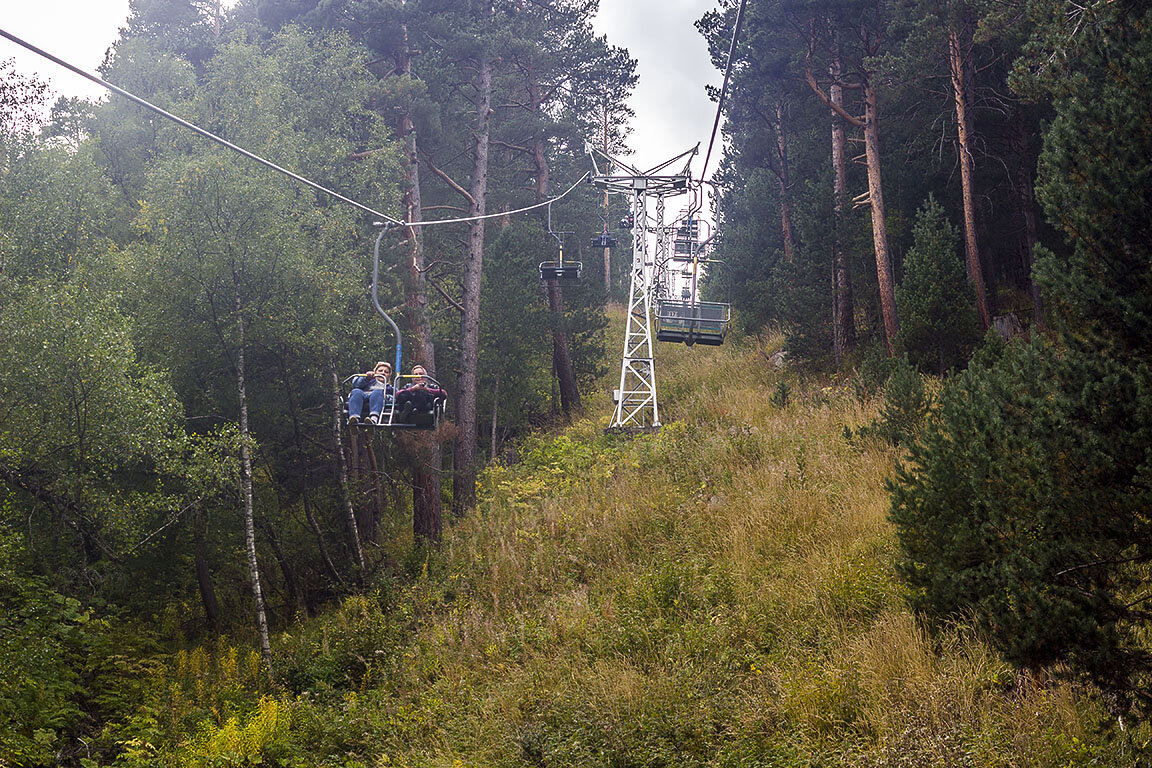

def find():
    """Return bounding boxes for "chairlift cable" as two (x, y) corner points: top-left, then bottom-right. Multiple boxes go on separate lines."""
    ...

(0, 27), (587, 231)
(406, 173), (589, 228)
(699, 0), (748, 182)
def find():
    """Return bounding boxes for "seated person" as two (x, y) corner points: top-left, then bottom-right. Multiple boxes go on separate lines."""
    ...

(394, 364), (447, 422)
(348, 361), (394, 425)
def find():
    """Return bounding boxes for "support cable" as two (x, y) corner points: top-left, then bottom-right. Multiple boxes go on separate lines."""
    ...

(0, 28), (406, 226)
(699, 0), (748, 182)
(0, 27), (586, 230)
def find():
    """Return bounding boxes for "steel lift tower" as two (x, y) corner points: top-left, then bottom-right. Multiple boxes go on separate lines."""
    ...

(589, 145), (696, 432)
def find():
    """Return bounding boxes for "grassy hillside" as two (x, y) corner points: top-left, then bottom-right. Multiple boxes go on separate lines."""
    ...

(107, 333), (1147, 767)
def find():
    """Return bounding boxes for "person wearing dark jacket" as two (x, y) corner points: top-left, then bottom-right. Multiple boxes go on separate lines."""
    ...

(348, 361), (394, 425)
(394, 364), (446, 422)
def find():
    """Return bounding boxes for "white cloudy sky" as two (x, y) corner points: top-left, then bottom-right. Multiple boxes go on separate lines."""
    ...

(1, 0), (722, 216)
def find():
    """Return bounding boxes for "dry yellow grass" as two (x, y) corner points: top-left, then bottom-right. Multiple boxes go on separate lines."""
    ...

(161, 318), (1142, 767)
(368, 328), (1140, 766)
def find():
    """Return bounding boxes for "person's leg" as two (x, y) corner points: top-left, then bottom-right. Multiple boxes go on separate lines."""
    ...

(396, 389), (415, 421)
(347, 389), (366, 422)
(368, 389), (386, 422)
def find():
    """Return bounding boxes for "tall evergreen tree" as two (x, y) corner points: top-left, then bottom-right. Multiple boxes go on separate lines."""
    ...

(896, 196), (979, 374)
(890, 0), (1152, 709)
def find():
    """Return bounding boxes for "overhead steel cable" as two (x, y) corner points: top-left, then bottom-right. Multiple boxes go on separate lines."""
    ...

(699, 0), (748, 182)
(405, 173), (588, 227)
(0, 27), (586, 230)
(0, 28), (406, 226)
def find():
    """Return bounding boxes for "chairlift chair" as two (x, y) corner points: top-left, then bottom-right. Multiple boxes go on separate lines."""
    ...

(654, 256), (732, 347)
(539, 245), (583, 281)
(654, 300), (730, 346)
(343, 373), (446, 431)
(590, 233), (618, 249)
(540, 201), (582, 281)
(343, 225), (448, 434)
(383, 372), (446, 429)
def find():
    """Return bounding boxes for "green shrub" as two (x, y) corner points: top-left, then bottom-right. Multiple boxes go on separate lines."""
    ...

(277, 594), (409, 694)
(770, 380), (791, 408)
(0, 529), (89, 767)
(852, 343), (897, 403)
(849, 355), (930, 448)
(889, 337), (1152, 707)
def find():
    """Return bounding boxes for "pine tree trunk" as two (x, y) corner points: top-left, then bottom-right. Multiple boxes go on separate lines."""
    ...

(1011, 118), (1045, 328)
(529, 64), (580, 415)
(329, 361), (365, 574)
(412, 446), (441, 542)
(193, 507), (220, 629)
(546, 278), (580, 413)
(775, 101), (795, 263)
(862, 74), (899, 354)
(364, 440), (382, 542)
(830, 51), (857, 361)
(233, 280), (272, 672)
(395, 21), (444, 544)
(949, 23), (991, 330)
(452, 53), (492, 517)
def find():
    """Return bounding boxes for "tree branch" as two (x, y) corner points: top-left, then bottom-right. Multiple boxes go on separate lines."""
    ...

(1054, 554), (1150, 577)
(493, 140), (531, 154)
(418, 148), (475, 205)
(0, 462), (91, 520)
(428, 277), (465, 314)
(805, 65), (864, 127)
(347, 147), (389, 161)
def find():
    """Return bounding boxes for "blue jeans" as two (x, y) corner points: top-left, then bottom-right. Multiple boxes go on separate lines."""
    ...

(348, 388), (389, 418)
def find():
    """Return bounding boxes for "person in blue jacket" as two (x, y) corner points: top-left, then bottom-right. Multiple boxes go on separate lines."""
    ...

(348, 361), (394, 425)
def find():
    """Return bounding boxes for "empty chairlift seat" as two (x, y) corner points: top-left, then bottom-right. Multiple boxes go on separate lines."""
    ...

(655, 300), (730, 346)
(539, 259), (583, 281)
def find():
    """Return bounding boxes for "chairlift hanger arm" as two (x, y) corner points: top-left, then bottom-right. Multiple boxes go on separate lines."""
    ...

(546, 200), (563, 247)
(371, 225), (404, 375)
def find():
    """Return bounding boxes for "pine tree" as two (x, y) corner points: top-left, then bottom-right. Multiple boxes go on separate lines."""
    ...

(890, 0), (1152, 710)
(896, 196), (979, 374)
